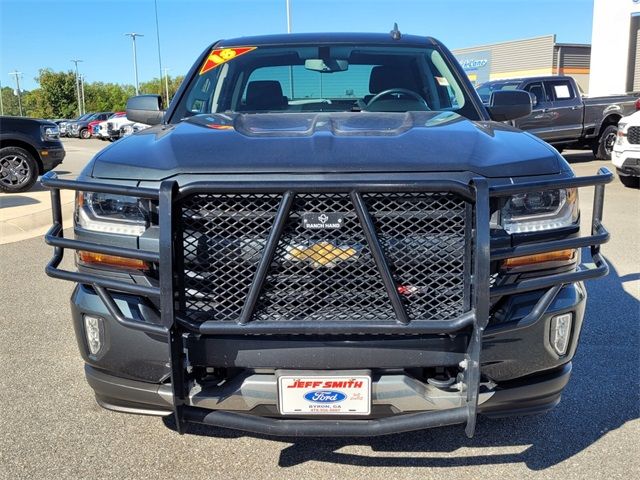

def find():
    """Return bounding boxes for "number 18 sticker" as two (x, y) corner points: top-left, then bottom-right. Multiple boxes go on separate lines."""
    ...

(199, 47), (257, 75)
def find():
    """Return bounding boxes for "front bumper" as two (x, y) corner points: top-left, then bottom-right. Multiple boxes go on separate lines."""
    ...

(68, 127), (82, 137)
(612, 144), (640, 176)
(39, 145), (65, 172)
(86, 362), (572, 436)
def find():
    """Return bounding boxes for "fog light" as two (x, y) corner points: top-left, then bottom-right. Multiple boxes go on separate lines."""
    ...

(84, 315), (104, 355)
(550, 313), (572, 356)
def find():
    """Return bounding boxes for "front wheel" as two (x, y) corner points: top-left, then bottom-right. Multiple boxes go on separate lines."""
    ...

(80, 128), (90, 139)
(0, 146), (39, 193)
(594, 125), (618, 160)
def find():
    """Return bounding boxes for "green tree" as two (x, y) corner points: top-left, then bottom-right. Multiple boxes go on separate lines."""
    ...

(1, 71), (185, 119)
(34, 69), (79, 118)
(84, 82), (135, 113)
(22, 88), (44, 118)
(0, 86), (22, 116)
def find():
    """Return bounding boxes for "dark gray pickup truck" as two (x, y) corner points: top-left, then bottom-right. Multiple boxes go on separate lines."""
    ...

(42, 31), (612, 438)
(477, 76), (638, 159)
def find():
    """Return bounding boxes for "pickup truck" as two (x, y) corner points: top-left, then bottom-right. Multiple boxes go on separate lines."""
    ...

(59, 113), (92, 137)
(477, 76), (638, 159)
(42, 31), (612, 438)
(0, 116), (65, 192)
(96, 112), (144, 142)
(612, 111), (640, 187)
(68, 112), (113, 139)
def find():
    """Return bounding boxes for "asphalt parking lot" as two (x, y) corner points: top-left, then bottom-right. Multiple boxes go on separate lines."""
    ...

(0, 141), (638, 479)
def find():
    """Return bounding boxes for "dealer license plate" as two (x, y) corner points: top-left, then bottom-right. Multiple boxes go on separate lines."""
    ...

(278, 372), (371, 415)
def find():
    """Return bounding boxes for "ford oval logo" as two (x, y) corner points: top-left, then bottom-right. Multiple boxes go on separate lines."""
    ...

(304, 390), (346, 403)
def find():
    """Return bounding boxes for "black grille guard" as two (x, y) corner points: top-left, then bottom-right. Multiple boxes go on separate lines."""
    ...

(41, 168), (612, 437)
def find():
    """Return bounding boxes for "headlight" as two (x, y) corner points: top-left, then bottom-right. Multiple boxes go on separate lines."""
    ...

(501, 188), (578, 234)
(76, 191), (148, 235)
(41, 125), (60, 141)
(122, 125), (134, 136)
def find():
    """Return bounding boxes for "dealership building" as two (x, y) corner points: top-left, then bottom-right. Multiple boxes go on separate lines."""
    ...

(453, 0), (640, 96)
(452, 35), (591, 92)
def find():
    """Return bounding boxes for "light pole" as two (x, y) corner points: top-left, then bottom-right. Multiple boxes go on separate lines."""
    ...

(80, 74), (86, 115)
(8, 71), (23, 116)
(125, 33), (144, 95)
(71, 59), (83, 116)
(163, 67), (170, 106)
(154, 0), (164, 97)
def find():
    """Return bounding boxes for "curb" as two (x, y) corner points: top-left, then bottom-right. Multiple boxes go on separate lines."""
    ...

(0, 190), (75, 245)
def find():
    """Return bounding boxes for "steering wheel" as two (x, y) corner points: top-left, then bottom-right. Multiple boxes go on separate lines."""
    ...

(366, 88), (429, 109)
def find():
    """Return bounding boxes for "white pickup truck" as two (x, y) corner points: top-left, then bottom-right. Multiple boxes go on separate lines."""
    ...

(96, 113), (148, 142)
(613, 111), (640, 188)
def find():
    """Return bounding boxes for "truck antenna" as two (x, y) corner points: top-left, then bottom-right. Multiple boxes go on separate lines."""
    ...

(390, 22), (401, 40)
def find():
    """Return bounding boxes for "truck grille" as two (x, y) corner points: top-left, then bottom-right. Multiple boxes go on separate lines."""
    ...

(179, 192), (471, 323)
(628, 126), (640, 144)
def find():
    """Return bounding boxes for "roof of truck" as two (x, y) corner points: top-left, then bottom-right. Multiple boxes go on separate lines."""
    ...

(216, 32), (440, 49)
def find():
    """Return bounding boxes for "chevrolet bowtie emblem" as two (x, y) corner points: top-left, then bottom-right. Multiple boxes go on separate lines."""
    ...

(285, 242), (359, 268)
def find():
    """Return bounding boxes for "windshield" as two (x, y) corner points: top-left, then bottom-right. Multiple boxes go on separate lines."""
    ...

(476, 81), (521, 103)
(173, 44), (480, 121)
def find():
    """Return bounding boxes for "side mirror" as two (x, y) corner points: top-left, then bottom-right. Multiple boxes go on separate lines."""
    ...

(486, 90), (532, 122)
(126, 94), (164, 125)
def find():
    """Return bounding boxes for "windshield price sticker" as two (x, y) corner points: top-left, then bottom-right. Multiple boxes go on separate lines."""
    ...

(278, 375), (371, 415)
(200, 46), (257, 75)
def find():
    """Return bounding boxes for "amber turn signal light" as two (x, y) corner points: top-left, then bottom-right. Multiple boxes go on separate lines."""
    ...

(77, 251), (149, 271)
(503, 249), (576, 268)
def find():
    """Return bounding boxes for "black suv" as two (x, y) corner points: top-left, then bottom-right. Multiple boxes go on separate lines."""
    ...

(0, 116), (65, 192)
(42, 32), (611, 438)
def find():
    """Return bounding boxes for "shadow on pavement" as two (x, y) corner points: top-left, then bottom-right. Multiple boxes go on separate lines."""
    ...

(563, 151), (597, 164)
(163, 259), (638, 471)
(0, 195), (41, 208)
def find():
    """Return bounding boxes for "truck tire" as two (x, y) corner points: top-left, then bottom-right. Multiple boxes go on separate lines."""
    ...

(594, 125), (617, 160)
(80, 128), (90, 139)
(0, 146), (39, 193)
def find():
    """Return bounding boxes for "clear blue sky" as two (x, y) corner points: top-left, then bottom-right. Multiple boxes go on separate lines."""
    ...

(0, 0), (594, 91)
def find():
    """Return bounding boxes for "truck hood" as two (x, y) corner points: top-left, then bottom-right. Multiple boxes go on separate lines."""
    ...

(90, 111), (561, 180)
